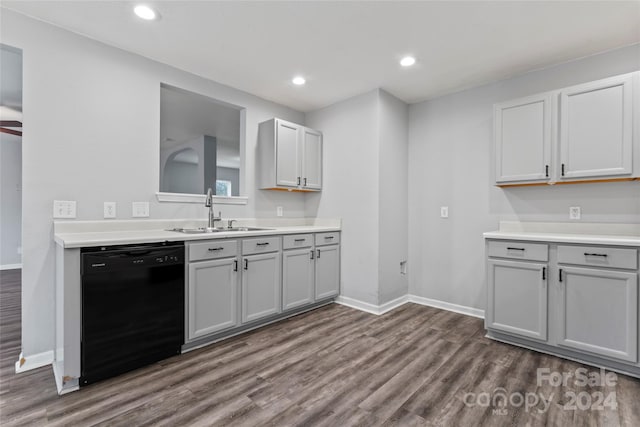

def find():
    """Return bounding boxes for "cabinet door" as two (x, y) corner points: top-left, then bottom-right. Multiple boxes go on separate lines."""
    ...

(188, 257), (238, 340)
(282, 248), (315, 310)
(559, 74), (633, 179)
(494, 94), (552, 183)
(275, 120), (301, 187)
(486, 259), (548, 341)
(315, 244), (340, 300)
(302, 128), (322, 190)
(242, 252), (281, 323)
(558, 266), (637, 362)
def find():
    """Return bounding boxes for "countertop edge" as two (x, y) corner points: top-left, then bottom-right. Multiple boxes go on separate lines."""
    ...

(483, 231), (640, 247)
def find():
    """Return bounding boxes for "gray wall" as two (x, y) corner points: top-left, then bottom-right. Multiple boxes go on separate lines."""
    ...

(407, 43), (640, 311)
(377, 90), (408, 304)
(1, 10), (306, 358)
(306, 90), (380, 305)
(0, 132), (22, 267)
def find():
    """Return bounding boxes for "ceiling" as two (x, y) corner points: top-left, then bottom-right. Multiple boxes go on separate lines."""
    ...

(2, 1), (640, 112)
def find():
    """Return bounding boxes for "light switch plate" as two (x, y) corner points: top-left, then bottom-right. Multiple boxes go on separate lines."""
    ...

(569, 206), (581, 220)
(132, 202), (149, 218)
(104, 202), (117, 219)
(440, 206), (449, 218)
(276, 206), (283, 217)
(53, 200), (76, 218)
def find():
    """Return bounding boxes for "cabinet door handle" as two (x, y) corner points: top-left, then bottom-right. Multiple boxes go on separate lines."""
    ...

(559, 268), (563, 283)
(297, 177), (301, 186)
(542, 267), (546, 280)
(310, 250), (314, 260)
(244, 259), (248, 270)
(233, 260), (238, 272)
(561, 163), (565, 176)
(584, 253), (607, 258)
(295, 238), (306, 242)
(317, 249), (321, 259)
(506, 247), (525, 251)
(545, 165), (549, 178)
(208, 247), (224, 252)
(304, 177), (307, 186)
(256, 242), (270, 246)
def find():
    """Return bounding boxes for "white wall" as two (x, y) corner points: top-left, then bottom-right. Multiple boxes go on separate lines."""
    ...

(305, 90), (380, 305)
(377, 90), (408, 304)
(408, 44), (640, 311)
(0, 132), (22, 267)
(1, 10), (307, 358)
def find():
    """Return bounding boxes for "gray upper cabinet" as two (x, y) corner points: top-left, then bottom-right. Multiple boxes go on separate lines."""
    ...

(486, 259), (548, 341)
(494, 93), (552, 184)
(242, 251), (282, 323)
(188, 256), (239, 340)
(558, 266), (638, 363)
(559, 74), (634, 180)
(493, 71), (638, 185)
(258, 118), (323, 191)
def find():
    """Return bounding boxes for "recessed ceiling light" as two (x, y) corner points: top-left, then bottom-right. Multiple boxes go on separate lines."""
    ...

(292, 76), (306, 86)
(134, 5), (157, 20)
(400, 56), (416, 67)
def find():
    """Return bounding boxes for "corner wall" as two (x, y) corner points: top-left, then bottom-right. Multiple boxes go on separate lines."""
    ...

(407, 43), (640, 311)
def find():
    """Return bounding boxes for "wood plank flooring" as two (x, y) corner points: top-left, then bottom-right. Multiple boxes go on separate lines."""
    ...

(1, 268), (639, 426)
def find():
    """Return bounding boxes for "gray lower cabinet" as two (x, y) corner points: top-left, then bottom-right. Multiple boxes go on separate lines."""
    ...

(558, 266), (638, 362)
(188, 257), (239, 340)
(242, 252), (282, 323)
(282, 248), (315, 311)
(315, 244), (340, 300)
(486, 259), (548, 341)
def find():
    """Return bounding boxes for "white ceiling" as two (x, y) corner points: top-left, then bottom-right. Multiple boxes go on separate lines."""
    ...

(2, 1), (640, 112)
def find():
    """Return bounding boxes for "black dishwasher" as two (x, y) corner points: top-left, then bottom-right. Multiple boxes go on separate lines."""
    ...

(80, 241), (185, 386)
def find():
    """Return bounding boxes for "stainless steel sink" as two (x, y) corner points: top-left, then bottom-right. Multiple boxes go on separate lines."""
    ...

(167, 227), (271, 234)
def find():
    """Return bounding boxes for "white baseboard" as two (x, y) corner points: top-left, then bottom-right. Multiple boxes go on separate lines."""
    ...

(408, 295), (485, 319)
(15, 350), (54, 373)
(335, 294), (484, 319)
(0, 263), (22, 271)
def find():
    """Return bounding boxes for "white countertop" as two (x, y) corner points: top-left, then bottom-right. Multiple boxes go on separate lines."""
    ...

(54, 218), (341, 248)
(484, 221), (640, 247)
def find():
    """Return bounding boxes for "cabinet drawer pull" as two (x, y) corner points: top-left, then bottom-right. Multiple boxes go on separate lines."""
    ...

(294, 238), (306, 242)
(324, 236), (334, 240)
(506, 247), (525, 251)
(584, 253), (608, 258)
(208, 247), (224, 252)
(256, 242), (270, 246)
(317, 249), (321, 259)
(233, 260), (238, 272)
(244, 259), (248, 270)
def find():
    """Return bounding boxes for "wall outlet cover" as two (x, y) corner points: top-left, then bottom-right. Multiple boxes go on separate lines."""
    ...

(104, 202), (117, 219)
(53, 200), (77, 219)
(132, 202), (150, 218)
(276, 206), (283, 217)
(569, 206), (581, 220)
(440, 206), (449, 218)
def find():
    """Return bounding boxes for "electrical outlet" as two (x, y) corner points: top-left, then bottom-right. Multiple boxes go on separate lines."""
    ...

(132, 202), (149, 218)
(440, 206), (449, 218)
(569, 206), (581, 220)
(276, 206), (283, 217)
(53, 200), (77, 218)
(104, 202), (117, 219)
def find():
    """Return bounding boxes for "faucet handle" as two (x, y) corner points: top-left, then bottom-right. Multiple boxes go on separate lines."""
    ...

(228, 219), (237, 229)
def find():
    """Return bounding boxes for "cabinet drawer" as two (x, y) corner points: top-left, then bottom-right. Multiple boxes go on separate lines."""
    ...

(487, 240), (548, 262)
(558, 245), (637, 270)
(242, 236), (281, 255)
(283, 234), (313, 250)
(189, 240), (238, 262)
(315, 232), (340, 246)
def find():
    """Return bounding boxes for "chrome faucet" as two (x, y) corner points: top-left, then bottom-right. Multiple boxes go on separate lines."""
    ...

(205, 188), (221, 229)
(227, 219), (237, 229)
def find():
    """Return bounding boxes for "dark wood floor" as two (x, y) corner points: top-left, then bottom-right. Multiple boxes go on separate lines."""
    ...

(1, 269), (639, 426)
